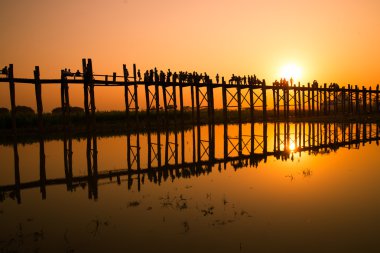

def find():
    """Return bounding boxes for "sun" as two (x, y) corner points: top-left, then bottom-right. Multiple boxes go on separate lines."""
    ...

(279, 63), (302, 82)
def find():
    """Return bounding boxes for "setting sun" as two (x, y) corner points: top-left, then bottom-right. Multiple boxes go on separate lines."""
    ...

(279, 64), (302, 82)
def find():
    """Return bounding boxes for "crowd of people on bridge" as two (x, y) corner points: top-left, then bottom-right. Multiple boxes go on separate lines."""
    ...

(136, 67), (263, 86)
(143, 68), (213, 84)
(228, 74), (263, 85)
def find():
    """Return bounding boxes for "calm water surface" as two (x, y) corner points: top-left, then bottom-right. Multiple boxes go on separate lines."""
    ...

(1, 123), (380, 253)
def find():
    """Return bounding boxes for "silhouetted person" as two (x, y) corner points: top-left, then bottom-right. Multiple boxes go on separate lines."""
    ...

(154, 68), (159, 82)
(125, 67), (129, 82)
(173, 72), (178, 83)
(137, 69), (141, 81)
(216, 74), (219, 84)
(167, 69), (172, 82)
(149, 69), (154, 82)
(1, 66), (8, 75)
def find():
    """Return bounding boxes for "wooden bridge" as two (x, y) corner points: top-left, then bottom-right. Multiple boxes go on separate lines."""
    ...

(1, 122), (379, 203)
(1, 59), (380, 133)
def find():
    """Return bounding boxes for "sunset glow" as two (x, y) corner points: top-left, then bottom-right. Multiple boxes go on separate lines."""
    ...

(279, 64), (302, 82)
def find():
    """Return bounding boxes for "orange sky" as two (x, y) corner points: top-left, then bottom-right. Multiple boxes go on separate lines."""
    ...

(1, 0), (380, 111)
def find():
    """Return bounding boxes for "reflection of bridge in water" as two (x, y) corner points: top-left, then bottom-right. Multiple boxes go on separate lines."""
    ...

(1, 122), (379, 203)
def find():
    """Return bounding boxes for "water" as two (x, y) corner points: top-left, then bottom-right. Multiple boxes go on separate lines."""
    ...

(1, 123), (380, 253)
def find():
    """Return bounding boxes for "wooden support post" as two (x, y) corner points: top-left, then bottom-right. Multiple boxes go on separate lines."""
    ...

(238, 122), (242, 156)
(351, 85), (355, 113)
(223, 124), (228, 160)
(164, 131), (169, 165)
(250, 121), (255, 155)
(249, 84), (254, 122)
(376, 85), (379, 113)
(294, 87), (298, 117)
(307, 83), (311, 116)
(302, 86), (305, 116)
(342, 87), (346, 114)
(173, 84), (177, 120)
(60, 70), (69, 124)
(136, 133), (141, 171)
(13, 141), (21, 204)
(155, 81), (160, 119)
(195, 85), (200, 123)
(126, 134), (131, 171)
(355, 85), (359, 113)
(285, 85), (290, 118)
(333, 87), (337, 114)
(82, 59), (90, 123)
(145, 82), (150, 119)
(298, 85), (302, 116)
(316, 87), (320, 116)
(8, 64), (16, 133)
(191, 84), (195, 123)
(123, 64), (130, 119)
(369, 87), (372, 113)
(157, 131), (162, 168)
(262, 80), (267, 120)
(263, 123), (268, 156)
(179, 84), (184, 123)
(363, 86), (367, 113)
(323, 83), (327, 115)
(39, 137), (46, 199)
(311, 84), (315, 115)
(208, 82), (214, 123)
(181, 129), (185, 164)
(272, 86), (276, 117)
(222, 82), (227, 122)
(133, 64), (139, 121)
(34, 66), (43, 132)
(192, 126), (196, 163)
(197, 125), (201, 160)
(276, 87), (280, 118)
(163, 82), (168, 116)
(87, 59), (96, 125)
(237, 82), (242, 122)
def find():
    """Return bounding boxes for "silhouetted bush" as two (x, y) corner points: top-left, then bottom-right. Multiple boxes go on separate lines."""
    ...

(15, 106), (34, 114)
(0, 108), (9, 114)
(52, 106), (84, 114)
